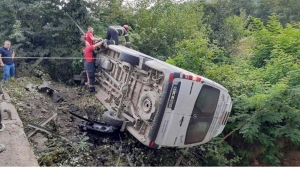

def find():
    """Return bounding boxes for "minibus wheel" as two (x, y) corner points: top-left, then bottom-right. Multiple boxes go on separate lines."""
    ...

(103, 110), (126, 127)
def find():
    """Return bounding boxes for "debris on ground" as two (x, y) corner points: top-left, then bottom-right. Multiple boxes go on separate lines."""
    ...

(38, 81), (54, 94)
(25, 83), (35, 92)
(52, 92), (64, 103)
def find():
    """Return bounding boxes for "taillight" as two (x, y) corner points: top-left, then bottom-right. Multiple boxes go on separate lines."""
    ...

(150, 141), (155, 147)
(169, 73), (174, 82)
(181, 73), (201, 82)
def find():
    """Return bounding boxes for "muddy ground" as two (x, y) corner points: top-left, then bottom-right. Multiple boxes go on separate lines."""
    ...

(2, 61), (300, 167)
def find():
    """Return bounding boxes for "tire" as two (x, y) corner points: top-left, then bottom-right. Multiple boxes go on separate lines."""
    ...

(119, 52), (140, 66)
(103, 110), (125, 127)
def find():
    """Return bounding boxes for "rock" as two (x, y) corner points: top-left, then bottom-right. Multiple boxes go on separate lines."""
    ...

(69, 105), (79, 112)
(25, 83), (34, 91)
(69, 116), (75, 122)
(52, 92), (64, 103)
(2, 92), (11, 102)
(65, 124), (72, 127)
(41, 109), (47, 113)
(38, 81), (54, 94)
(17, 108), (23, 112)
(16, 102), (26, 107)
(0, 85), (3, 94)
(70, 137), (80, 143)
(16, 103), (32, 109)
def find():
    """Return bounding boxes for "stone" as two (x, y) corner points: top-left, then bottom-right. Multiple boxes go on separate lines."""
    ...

(69, 105), (79, 112)
(70, 137), (80, 143)
(41, 109), (47, 113)
(16, 103), (26, 107)
(38, 82), (54, 95)
(52, 92), (64, 103)
(0, 144), (5, 153)
(25, 83), (34, 91)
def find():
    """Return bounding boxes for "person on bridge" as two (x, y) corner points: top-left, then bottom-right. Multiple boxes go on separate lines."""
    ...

(104, 25), (131, 47)
(82, 39), (106, 93)
(0, 40), (15, 84)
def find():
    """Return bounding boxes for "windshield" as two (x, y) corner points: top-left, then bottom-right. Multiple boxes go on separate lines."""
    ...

(184, 85), (220, 144)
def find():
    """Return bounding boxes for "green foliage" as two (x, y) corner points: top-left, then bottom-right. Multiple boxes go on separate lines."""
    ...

(230, 0), (257, 16)
(0, 0), (91, 58)
(246, 16), (264, 32)
(166, 34), (225, 75)
(203, 12), (300, 165)
(263, 50), (299, 84)
(201, 139), (241, 166)
(266, 14), (283, 33)
(76, 132), (92, 152)
(203, 1), (248, 53)
(250, 14), (300, 67)
(255, 0), (300, 26)
(223, 13), (247, 48)
(2, 0), (300, 166)
(134, 0), (206, 60)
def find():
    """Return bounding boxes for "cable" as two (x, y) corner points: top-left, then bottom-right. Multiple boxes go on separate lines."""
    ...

(1, 57), (95, 60)
(65, 12), (85, 35)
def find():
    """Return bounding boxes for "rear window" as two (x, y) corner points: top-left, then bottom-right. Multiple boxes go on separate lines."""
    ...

(185, 85), (220, 144)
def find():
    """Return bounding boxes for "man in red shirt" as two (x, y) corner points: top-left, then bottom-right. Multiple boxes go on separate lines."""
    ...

(82, 39), (105, 92)
(84, 26), (101, 45)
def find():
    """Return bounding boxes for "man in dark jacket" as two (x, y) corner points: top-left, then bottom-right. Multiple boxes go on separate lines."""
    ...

(104, 25), (131, 46)
(0, 40), (15, 83)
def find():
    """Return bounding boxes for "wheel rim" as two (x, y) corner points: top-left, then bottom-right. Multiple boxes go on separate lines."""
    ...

(142, 98), (152, 113)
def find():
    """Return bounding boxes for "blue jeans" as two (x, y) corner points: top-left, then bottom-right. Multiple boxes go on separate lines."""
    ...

(3, 63), (15, 83)
(84, 61), (95, 87)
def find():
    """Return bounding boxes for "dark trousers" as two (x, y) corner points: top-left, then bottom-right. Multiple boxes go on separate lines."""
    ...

(105, 28), (120, 45)
(84, 61), (95, 87)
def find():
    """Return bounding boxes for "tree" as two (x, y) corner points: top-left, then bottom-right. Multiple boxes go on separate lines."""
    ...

(133, 0), (206, 60)
(254, 0), (300, 26)
(203, 0), (247, 53)
(205, 14), (300, 165)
